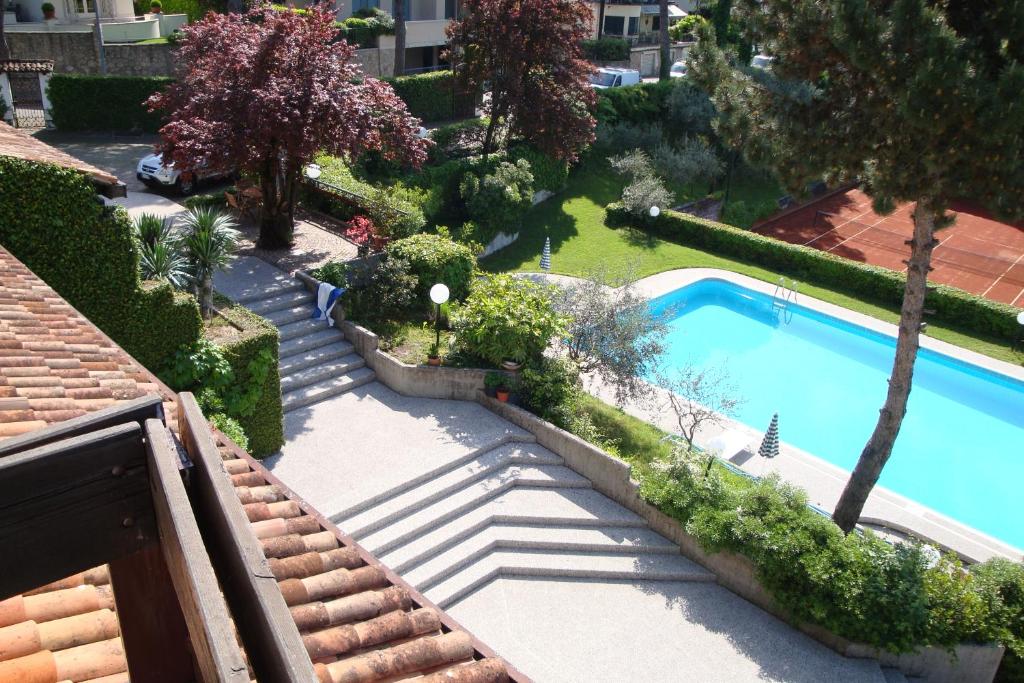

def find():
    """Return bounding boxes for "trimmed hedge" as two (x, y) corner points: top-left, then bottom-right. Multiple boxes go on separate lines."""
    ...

(606, 203), (1021, 340)
(0, 156), (203, 369)
(582, 37), (630, 62)
(48, 74), (172, 133)
(383, 71), (476, 123)
(508, 144), (570, 193)
(596, 80), (675, 126)
(216, 303), (284, 457)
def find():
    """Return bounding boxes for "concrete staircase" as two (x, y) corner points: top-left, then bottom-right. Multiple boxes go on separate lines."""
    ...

(230, 279), (374, 412)
(332, 439), (719, 610)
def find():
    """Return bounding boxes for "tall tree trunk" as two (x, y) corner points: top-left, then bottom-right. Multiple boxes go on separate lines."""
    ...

(832, 202), (939, 533)
(658, 0), (670, 80)
(481, 94), (505, 160)
(393, 0), (406, 77)
(257, 160), (295, 249)
(200, 273), (213, 320)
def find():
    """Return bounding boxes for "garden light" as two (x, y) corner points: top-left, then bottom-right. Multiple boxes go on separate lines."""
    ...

(649, 205), (661, 218)
(304, 163), (322, 180)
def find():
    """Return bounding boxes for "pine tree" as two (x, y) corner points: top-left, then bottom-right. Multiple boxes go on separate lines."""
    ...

(690, 0), (1024, 532)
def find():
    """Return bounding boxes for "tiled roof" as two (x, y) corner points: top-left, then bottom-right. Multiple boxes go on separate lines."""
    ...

(0, 247), (514, 682)
(0, 59), (54, 73)
(0, 247), (168, 439)
(0, 122), (123, 191)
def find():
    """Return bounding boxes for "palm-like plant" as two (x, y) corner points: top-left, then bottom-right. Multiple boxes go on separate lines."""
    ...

(133, 212), (174, 249)
(179, 207), (240, 319)
(133, 213), (189, 289)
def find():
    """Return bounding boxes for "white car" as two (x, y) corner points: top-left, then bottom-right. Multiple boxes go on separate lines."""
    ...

(590, 67), (641, 89)
(750, 54), (774, 70)
(136, 153), (231, 195)
(669, 60), (689, 78)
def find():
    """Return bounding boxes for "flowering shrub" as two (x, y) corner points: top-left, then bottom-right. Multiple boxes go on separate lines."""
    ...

(344, 215), (377, 246)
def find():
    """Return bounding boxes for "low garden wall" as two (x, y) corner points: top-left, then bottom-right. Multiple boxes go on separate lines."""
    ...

(477, 394), (1005, 683)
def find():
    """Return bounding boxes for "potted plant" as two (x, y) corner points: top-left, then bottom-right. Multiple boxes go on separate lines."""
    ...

(485, 371), (511, 402)
(427, 341), (441, 366)
(501, 359), (522, 371)
(41, 2), (56, 19)
(149, 0), (162, 12)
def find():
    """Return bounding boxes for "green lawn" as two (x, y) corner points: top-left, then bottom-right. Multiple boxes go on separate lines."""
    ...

(481, 163), (1023, 366)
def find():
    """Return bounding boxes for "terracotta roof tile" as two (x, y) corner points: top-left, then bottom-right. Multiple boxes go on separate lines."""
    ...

(0, 122), (121, 189)
(0, 60), (54, 73)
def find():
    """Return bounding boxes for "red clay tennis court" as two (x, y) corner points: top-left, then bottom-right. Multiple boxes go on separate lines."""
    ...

(754, 188), (1024, 307)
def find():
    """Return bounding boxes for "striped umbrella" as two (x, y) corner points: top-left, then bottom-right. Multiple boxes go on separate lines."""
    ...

(540, 237), (551, 271)
(758, 413), (780, 459)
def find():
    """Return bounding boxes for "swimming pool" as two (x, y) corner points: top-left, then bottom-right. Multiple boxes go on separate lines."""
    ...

(647, 279), (1024, 549)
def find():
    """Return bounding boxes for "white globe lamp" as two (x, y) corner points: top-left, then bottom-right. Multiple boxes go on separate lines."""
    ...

(304, 163), (322, 180)
(649, 205), (661, 218)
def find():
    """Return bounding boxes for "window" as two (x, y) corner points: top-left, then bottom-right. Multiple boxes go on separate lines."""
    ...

(651, 16), (660, 31)
(445, 0), (456, 19)
(75, 0), (96, 13)
(352, 0), (379, 13)
(603, 15), (625, 35)
(627, 17), (638, 35)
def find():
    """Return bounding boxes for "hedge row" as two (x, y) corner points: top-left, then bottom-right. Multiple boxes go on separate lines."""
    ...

(0, 157), (203, 368)
(216, 303), (284, 457)
(48, 74), (172, 133)
(383, 70), (476, 123)
(606, 203), (1021, 340)
(582, 37), (630, 62)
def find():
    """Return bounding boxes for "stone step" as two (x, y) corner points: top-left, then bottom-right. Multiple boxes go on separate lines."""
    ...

(339, 442), (565, 537)
(402, 523), (682, 590)
(280, 354), (366, 394)
(355, 465), (591, 554)
(424, 549), (716, 609)
(366, 487), (648, 560)
(282, 366), (376, 412)
(278, 341), (356, 376)
(233, 279), (307, 305)
(265, 303), (317, 327)
(279, 328), (347, 359)
(246, 288), (315, 316)
(327, 434), (536, 524)
(278, 317), (341, 342)
(881, 669), (908, 683)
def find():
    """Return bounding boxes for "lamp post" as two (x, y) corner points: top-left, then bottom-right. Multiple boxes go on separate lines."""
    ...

(1014, 310), (1024, 351)
(429, 283), (450, 363)
(649, 205), (661, 218)
(304, 163), (322, 181)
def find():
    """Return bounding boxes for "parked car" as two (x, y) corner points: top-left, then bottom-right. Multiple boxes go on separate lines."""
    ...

(669, 60), (689, 78)
(136, 153), (232, 195)
(589, 67), (641, 89)
(750, 54), (774, 70)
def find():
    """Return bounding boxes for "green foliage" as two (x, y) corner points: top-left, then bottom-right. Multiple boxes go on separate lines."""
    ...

(311, 261), (350, 288)
(669, 14), (708, 40)
(48, 75), (173, 133)
(428, 118), (490, 163)
(156, 0), (210, 22)
(459, 159), (534, 242)
(582, 37), (630, 61)
(41, 1), (54, 11)
(209, 412), (249, 451)
(0, 157), (203, 370)
(605, 205), (1021, 340)
(311, 155), (425, 237)
(452, 274), (566, 364)
(973, 560), (1024, 681)
(720, 198), (778, 229)
(596, 80), (675, 126)
(382, 71), (476, 123)
(508, 145), (569, 192)
(386, 233), (476, 304)
(346, 256), (420, 323)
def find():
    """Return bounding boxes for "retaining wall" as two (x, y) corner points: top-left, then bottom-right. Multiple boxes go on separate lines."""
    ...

(8, 30), (175, 75)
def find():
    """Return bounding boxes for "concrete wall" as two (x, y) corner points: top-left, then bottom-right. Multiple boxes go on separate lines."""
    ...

(7, 30), (175, 75)
(353, 46), (396, 78)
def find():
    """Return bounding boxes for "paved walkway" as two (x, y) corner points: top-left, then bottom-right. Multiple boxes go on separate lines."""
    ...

(214, 256), (892, 683)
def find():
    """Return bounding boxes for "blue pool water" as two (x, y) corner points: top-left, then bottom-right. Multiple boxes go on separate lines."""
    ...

(648, 279), (1024, 549)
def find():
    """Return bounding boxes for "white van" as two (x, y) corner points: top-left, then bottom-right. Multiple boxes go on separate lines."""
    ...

(590, 68), (641, 89)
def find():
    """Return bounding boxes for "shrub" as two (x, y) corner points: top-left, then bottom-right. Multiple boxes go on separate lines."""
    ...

(346, 256), (419, 322)
(387, 233), (476, 304)
(383, 70), (476, 123)
(311, 261), (350, 287)
(336, 16), (375, 47)
(605, 203), (1021, 339)
(48, 74), (173, 133)
(720, 198), (778, 229)
(428, 118), (490, 163)
(0, 156), (203, 370)
(150, 0), (162, 9)
(973, 560), (1024, 681)
(609, 150), (673, 217)
(453, 274), (567, 364)
(594, 121), (665, 155)
(668, 14), (708, 40)
(665, 82), (717, 137)
(508, 145), (569, 192)
(460, 159), (534, 243)
(597, 80), (675, 126)
(209, 413), (249, 452)
(582, 37), (630, 61)
(310, 155), (425, 236)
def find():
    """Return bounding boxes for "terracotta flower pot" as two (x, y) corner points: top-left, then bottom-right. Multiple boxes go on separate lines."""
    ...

(496, 389), (510, 402)
(427, 355), (441, 366)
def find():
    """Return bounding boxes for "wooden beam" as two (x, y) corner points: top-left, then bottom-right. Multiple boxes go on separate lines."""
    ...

(0, 395), (165, 458)
(0, 423), (156, 600)
(130, 419), (250, 683)
(177, 393), (317, 682)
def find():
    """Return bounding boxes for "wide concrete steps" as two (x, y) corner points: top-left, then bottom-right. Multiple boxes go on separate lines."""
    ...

(425, 548), (716, 609)
(368, 486), (651, 562)
(279, 340), (356, 376)
(355, 465), (593, 555)
(280, 353), (366, 394)
(402, 523), (682, 589)
(339, 442), (566, 537)
(282, 365), (376, 412)
(279, 327), (348, 358)
(239, 282), (308, 310)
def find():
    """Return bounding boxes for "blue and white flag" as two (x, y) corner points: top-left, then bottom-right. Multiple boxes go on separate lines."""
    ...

(312, 281), (345, 327)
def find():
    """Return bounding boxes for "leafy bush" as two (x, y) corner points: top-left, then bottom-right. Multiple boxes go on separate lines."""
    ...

(310, 155), (425, 236)
(596, 80), (675, 126)
(48, 74), (173, 133)
(668, 14), (708, 40)
(346, 256), (420, 322)
(209, 413), (250, 452)
(720, 198), (779, 229)
(610, 150), (673, 217)
(0, 156), (203, 370)
(453, 274), (566, 364)
(508, 145), (569, 192)
(665, 82), (717, 137)
(652, 137), (724, 189)
(605, 203), (1021, 340)
(594, 121), (665, 155)
(387, 233), (476, 303)
(460, 159), (534, 243)
(582, 37), (630, 61)
(383, 70), (476, 123)
(311, 261), (350, 287)
(973, 560), (1024, 681)
(428, 118), (490, 163)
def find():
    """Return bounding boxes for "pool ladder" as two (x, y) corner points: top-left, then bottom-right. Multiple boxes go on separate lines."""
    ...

(772, 278), (799, 323)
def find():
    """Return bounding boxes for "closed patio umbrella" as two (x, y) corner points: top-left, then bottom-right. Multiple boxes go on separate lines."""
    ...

(540, 237), (551, 271)
(758, 413), (779, 459)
